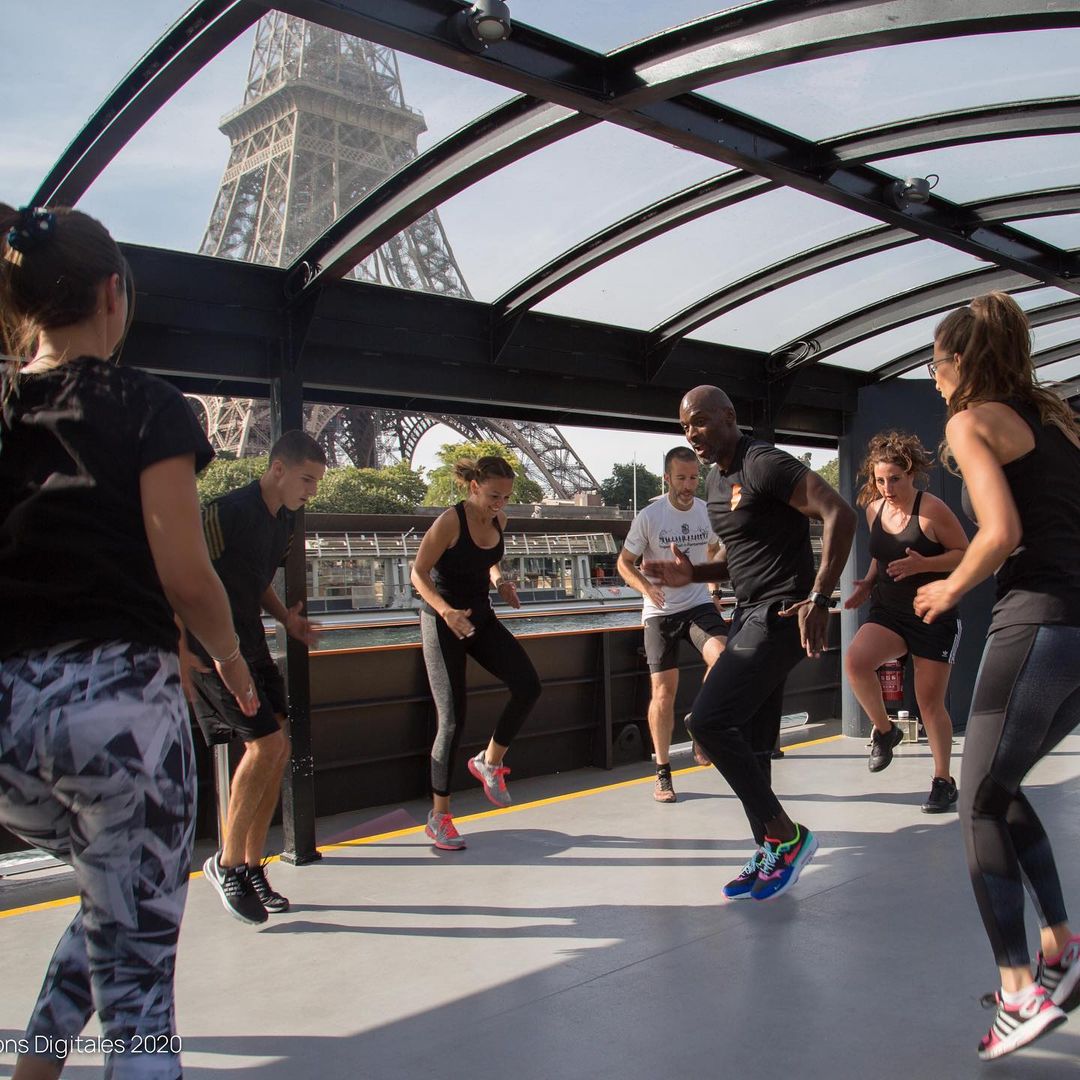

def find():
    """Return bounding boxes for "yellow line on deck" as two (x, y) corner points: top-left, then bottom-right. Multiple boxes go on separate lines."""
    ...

(0, 733), (843, 919)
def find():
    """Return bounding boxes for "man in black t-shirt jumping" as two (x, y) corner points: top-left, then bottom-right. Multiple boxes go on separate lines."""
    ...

(189, 430), (326, 924)
(645, 386), (855, 902)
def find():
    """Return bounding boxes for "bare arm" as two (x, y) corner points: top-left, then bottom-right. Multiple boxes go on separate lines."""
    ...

(782, 470), (857, 656)
(489, 511), (520, 609)
(262, 584), (317, 646)
(410, 511), (475, 638)
(617, 545), (665, 608)
(844, 504), (879, 610)
(140, 455), (256, 715)
(915, 410), (1021, 622)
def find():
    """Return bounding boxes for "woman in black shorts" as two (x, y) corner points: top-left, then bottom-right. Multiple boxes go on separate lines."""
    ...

(916, 292), (1080, 1059)
(844, 431), (969, 810)
(410, 457), (541, 850)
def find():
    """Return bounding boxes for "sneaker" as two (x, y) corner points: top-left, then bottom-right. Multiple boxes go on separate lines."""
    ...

(977, 986), (1066, 1061)
(248, 860), (290, 913)
(426, 810), (466, 851)
(868, 722), (904, 773)
(1038, 936), (1080, 1012)
(722, 848), (764, 900)
(653, 770), (677, 803)
(684, 714), (711, 767)
(468, 752), (512, 807)
(203, 851), (267, 925)
(750, 825), (819, 901)
(922, 776), (959, 814)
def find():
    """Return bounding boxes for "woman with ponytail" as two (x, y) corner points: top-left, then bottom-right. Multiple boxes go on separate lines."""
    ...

(411, 456), (541, 849)
(844, 431), (968, 809)
(0, 203), (255, 1079)
(914, 291), (1080, 1059)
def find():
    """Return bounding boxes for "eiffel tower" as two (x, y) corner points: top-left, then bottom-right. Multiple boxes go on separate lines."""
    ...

(193, 12), (598, 498)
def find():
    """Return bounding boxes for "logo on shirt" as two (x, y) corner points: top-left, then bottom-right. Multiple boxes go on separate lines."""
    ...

(730, 483), (743, 511)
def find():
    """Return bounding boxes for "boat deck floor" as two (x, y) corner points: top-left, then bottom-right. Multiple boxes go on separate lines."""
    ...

(3, 731), (1080, 1078)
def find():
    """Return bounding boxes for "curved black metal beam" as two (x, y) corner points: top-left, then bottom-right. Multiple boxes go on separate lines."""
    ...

(651, 185), (1080, 355)
(32, 0), (267, 208)
(287, 98), (593, 289)
(773, 265), (1036, 378)
(608, 1), (1080, 104)
(874, 297), (1080, 379)
(281, 0), (1080, 303)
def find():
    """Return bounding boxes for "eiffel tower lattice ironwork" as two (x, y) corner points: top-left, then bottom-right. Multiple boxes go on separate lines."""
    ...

(193, 12), (598, 498)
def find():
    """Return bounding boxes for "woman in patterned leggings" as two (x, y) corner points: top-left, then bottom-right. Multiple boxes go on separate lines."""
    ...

(0, 203), (256, 1079)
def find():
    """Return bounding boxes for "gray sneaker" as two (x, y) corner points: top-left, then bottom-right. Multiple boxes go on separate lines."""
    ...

(203, 851), (267, 925)
(468, 752), (512, 807)
(426, 810), (467, 851)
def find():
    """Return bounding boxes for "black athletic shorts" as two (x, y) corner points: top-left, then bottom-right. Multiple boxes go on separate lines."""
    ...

(865, 604), (962, 664)
(190, 657), (286, 745)
(643, 602), (728, 674)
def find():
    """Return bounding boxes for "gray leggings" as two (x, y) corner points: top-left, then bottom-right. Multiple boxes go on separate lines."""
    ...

(420, 612), (541, 796)
(961, 623), (1080, 968)
(0, 641), (195, 1079)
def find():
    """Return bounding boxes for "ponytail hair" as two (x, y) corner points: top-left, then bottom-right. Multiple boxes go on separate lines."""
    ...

(855, 430), (933, 507)
(935, 291), (1079, 470)
(453, 455), (516, 489)
(0, 202), (133, 359)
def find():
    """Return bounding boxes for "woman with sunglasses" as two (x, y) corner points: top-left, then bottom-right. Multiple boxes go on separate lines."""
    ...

(1, 203), (255, 1079)
(915, 291), (1080, 1060)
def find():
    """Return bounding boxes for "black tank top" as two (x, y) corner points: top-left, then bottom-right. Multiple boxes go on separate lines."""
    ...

(869, 490), (951, 615)
(961, 399), (1080, 631)
(423, 502), (504, 621)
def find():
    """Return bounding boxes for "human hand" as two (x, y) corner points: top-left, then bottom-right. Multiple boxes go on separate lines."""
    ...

(914, 580), (959, 624)
(284, 601), (319, 646)
(497, 579), (521, 610)
(641, 544), (694, 588)
(215, 654), (259, 717)
(779, 599), (829, 657)
(843, 579), (872, 610)
(444, 607), (475, 639)
(887, 547), (929, 582)
(177, 633), (210, 705)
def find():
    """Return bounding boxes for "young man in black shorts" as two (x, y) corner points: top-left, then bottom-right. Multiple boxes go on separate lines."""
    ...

(189, 431), (326, 924)
(646, 386), (855, 901)
(618, 447), (727, 802)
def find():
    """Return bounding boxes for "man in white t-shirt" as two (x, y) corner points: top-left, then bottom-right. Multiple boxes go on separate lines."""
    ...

(617, 447), (728, 802)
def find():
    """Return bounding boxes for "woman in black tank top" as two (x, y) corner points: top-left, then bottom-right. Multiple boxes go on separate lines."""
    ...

(914, 292), (1080, 1059)
(844, 432), (969, 807)
(411, 456), (541, 849)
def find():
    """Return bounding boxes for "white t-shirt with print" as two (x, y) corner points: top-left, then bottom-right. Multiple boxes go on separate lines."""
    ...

(622, 495), (718, 622)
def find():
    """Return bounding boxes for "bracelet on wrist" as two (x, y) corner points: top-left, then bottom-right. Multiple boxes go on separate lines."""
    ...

(209, 634), (241, 664)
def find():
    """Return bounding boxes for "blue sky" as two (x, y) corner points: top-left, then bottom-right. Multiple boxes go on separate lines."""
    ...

(5, 3), (1080, 480)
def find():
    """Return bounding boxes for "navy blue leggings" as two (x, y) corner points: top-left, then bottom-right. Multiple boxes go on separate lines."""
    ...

(961, 623), (1080, 967)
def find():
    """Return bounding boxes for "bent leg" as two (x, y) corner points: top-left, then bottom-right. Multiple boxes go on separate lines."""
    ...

(912, 656), (954, 780)
(844, 621), (906, 735)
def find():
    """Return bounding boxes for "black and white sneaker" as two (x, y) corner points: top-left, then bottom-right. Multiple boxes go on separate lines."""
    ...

(248, 860), (290, 913)
(921, 776), (958, 814)
(1038, 936), (1080, 1012)
(203, 851), (267, 925)
(868, 722), (903, 773)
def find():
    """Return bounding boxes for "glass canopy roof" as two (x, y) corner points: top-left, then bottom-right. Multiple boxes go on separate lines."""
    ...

(5, 0), (1080, 433)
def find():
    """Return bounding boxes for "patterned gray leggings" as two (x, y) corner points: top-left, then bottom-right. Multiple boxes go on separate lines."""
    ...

(0, 641), (196, 1079)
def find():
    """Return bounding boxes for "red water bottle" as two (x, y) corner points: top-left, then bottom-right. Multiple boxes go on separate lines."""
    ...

(876, 658), (904, 702)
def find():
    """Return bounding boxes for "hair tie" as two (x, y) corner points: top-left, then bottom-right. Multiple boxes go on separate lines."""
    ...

(4, 206), (56, 266)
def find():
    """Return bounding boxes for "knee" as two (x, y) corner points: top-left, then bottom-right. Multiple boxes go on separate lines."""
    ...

(248, 727), (288, 766)
(964, 773), (1012, 821)
(844, 648), (871, 680)
(512, 671), (542, 707)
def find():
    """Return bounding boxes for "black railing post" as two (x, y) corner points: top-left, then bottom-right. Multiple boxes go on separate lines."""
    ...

(273, 297), (321, 865)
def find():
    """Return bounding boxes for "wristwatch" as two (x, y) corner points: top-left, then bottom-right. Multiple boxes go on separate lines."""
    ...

(808, 591), (837, 609)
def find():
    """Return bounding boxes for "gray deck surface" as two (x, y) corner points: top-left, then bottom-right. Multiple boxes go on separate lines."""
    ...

(2, 731), (1080, 1078)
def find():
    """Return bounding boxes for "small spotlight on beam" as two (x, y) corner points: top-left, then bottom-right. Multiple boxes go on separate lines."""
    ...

(886, 173), (939, 211)
(451, 0), (512, 52)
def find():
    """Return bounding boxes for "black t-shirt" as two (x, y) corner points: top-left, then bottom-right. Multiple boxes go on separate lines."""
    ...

(0, 356), (213, 658)
(705, 436), (814, 607)
(190, 480), (293, 664)
(960, 400), (1080, 632)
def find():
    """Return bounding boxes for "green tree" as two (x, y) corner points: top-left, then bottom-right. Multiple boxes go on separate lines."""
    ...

(600, 461), (662, 510)
(424, 440), (543, 506)
(307, 462), (426, 514)
(816, 457), (840, 490)
(196, 456), (267, 503)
